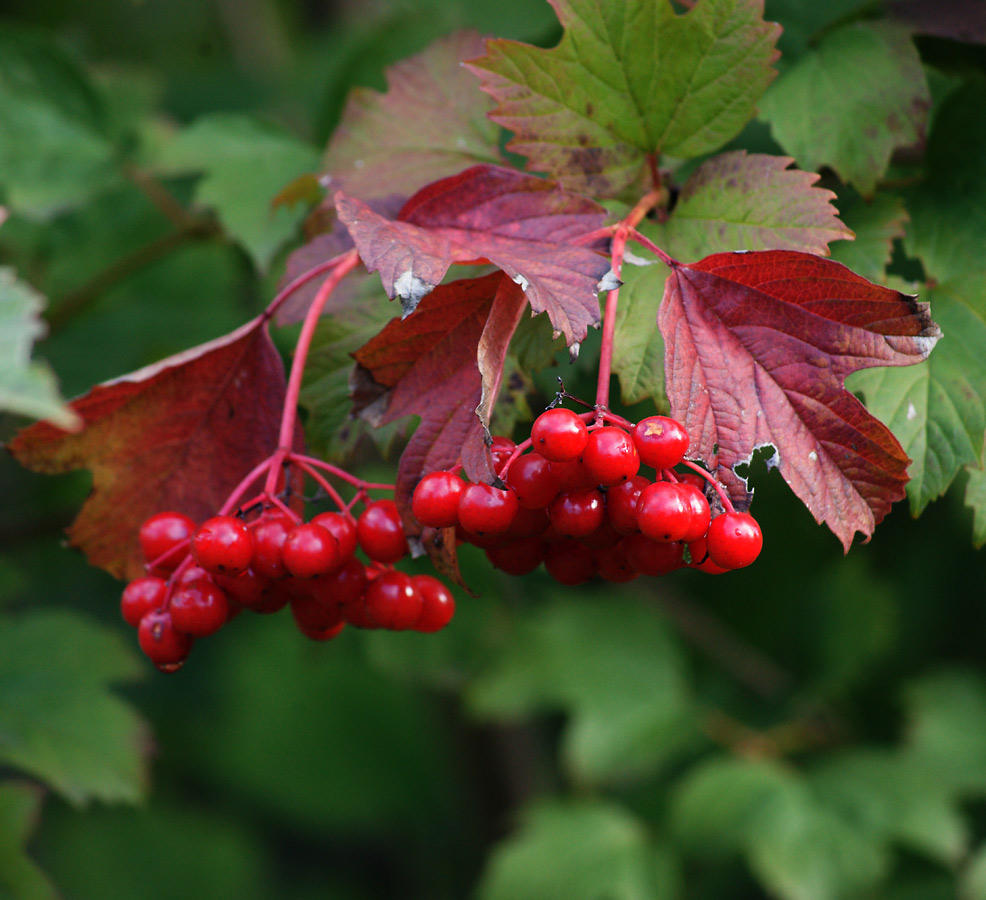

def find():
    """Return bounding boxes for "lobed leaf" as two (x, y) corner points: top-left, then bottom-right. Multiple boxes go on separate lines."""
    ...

(7, 317), (287, 580)
(467, 0), (780, 198)
(828, 192), (908, 284)
(658, 250), (941, 549)
(759, 23), (930, 197)
(336, 164), (611, 343)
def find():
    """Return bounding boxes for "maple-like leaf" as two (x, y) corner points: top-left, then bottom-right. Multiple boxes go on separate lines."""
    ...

(658, 250), (941, 550)
(321, 30), (503, 205)
(336, 164), (612, 344)
(467, 0), (780, 198)
(7, 317), (287, 579)
(353, 272), (526, 573)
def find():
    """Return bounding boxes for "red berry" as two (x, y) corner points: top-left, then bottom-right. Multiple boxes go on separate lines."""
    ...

(296, 619), (346, 642)
(632, 416), (690, 469)
(596, 542), (638, 583)
(140, 511), (195, 575)
(504, 452), (560, 509)
(121, 575), (168, 628)
(506, 505), (550, 539)
(303, 557), (369, 611)
(578, 520), (622, 551)
(138, 608), (193, 671)
(361, 570), (423, 630)
(411, 575), (455, 632)
(489, 435), (517, 473)
(548, 488), (605, 538)
(636, 481), (692, 542)
(412, 471), (465, 527)
(706, 511), (763, 569)
(543, 540), (598, 585)
(290, 589), (346, 633)
(192, 515), (253, 576)
(549, 457), (597, 492)
(485, 538), (546, 576)
(310, 511), (358, 561)
(457, 482), (518, 535)
(282, 522), (341, 578)
(685, 536), (730, 573)
(213, 566), (272, 611)
(249, 510), (296, 579)
(606, 475), (648, 534)
(582, 427), (640, 486)
(677, 482), (712, 543)
(622, 533), (684, 575)
(357, 500), (408, 564)
(531, 408), (589, 462)
(169, 579), (230, 637)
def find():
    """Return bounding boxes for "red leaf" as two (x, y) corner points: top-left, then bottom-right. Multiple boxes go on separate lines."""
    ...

(8, 318), (287, 579)
(353, 272), (526, 578)
(336, 164), (613, 344)
(658, 250), (941, 549)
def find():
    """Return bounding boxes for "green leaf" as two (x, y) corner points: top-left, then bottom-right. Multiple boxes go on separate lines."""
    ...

(649, 151), (853, 262)
(157, 113), (319, 272)
(759, 23), (929, 196)
(0, 269), (79, 429)
(467, 594), (696, 783)
(0, 610), (148, 806)
(468, 0), (780, 197)
(477, 798), (679, 900)
(961, 841), (986, 900)
(849, 276), (986, 516)
(612, 260), (668, 408)
(0, 27), (117, 217)
(966, 466), (986, 548)
(828, 191), (908, 283)
(0, 782), (58, 900)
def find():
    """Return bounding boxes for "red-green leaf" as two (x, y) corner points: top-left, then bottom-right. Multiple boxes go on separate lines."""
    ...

(336, 164), (612, 344)
(658, 250), (941, 549)
(353, 272), (526, 572)
(7, 318), (287, 579)
(321, 30), (503, 205)
(467, 0), (780, 198)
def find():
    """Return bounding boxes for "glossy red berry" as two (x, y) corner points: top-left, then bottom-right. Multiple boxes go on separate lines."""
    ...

(169, 578), (230, 637)
(140, 511), (195, 575)
(310, 512), (358, 561)
(677, 482), (712, 543)
(548, 488), (605, 538)
(412, 471), (465, 527)
(457, 482), (518, 535)
(606, 475), (648, 534)
(489, 435), (517, 473)
(361, 570), (423, 630)
(531, 408), (589, 462)
(622, 533), (684, 576)
(543, 540), (598, 585)
(303, 556), (369, 611)
(706, 511), (763, 569)
(596, 542), (638, 583)
(357, 499), (408, 564)
(485, 538), (546, 576)
(636, 481), (691, 542)
(138, 608), (193, 671)
(192, 515), (253, 576)
(290, 588), (346, 633)
(282, 522), (341, 577)
(632, 416), (690, 469)
(213, 566), (271, 611)
(411, 575), (456, 633)
(504, 452), (560, 509)
(121, 575), (168, 628)
(549, 457), (597, 492)
(582, 427), (640, 485)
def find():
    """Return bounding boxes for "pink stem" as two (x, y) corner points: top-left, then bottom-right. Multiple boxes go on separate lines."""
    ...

(217, 457), (277, 516)
(681, 459), (734, 512)
(628, 229), (678, 267)
(288, 455), (350, 511)
(262, 251), (358, 322)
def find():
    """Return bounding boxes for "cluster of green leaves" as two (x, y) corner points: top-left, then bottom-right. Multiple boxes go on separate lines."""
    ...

(2, 1), (986, 899)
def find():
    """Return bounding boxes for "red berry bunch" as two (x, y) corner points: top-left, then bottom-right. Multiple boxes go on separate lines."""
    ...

(123, 494), (455, 672)
(411, 407), (763, 587)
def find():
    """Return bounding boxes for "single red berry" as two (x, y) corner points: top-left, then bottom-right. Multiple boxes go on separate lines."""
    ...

(282, 522), (341, 578)
(361, 570), (423, 630)
(121, 575), (168, 628)
(685, 536), (730, 573)
(706, 511), (763, 569)
(310, 511), (358, 561)
(505, 452), (560, 509)
(192, 515), (253, 576)
(357, 499), (409, 563)
(578, 520), (622, 551)
(296, 619), (346, 642)
(549, 457), (598, 492)
(290, 589), (346, 633)
(485, 538), (546, 576)
(213, 566), (272, 611)
(596, 542), (638, 583)
(169, 578), (230, 637)
(543, 540), (598, 585)
(636, 481), (692, 543)
(606, 475), (649, 534)
(249, 510), (297, 579)
(457, 482), (518, 535)
(140, 511), (195, 575)
(412, 471), (465, 527)
(582, 427), (640, 486)
(506, 505), (550, 539)
(138, 608), (193, 671)
(622, 533), (684, 576)
(678, 469), (710, 491)
(632, 416), (690, 469)
(548, 488), (605, 538)
(489, 435), (517, 473)
(531, 408), (589, 462)
(411, 575), (455, 633)
(176, 564), (213, 587)
(303, 557), (369, 611)
(677, 482), (712, 543)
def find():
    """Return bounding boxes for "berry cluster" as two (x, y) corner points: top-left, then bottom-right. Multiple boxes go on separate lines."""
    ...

(412, 407), (762, 585)
(121, 497), (454, 672)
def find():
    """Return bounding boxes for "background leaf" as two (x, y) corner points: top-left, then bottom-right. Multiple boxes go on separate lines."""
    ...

(0, 782), (58, 900)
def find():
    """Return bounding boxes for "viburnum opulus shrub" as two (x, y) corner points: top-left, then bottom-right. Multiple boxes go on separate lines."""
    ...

(6, 0), (956, 673)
